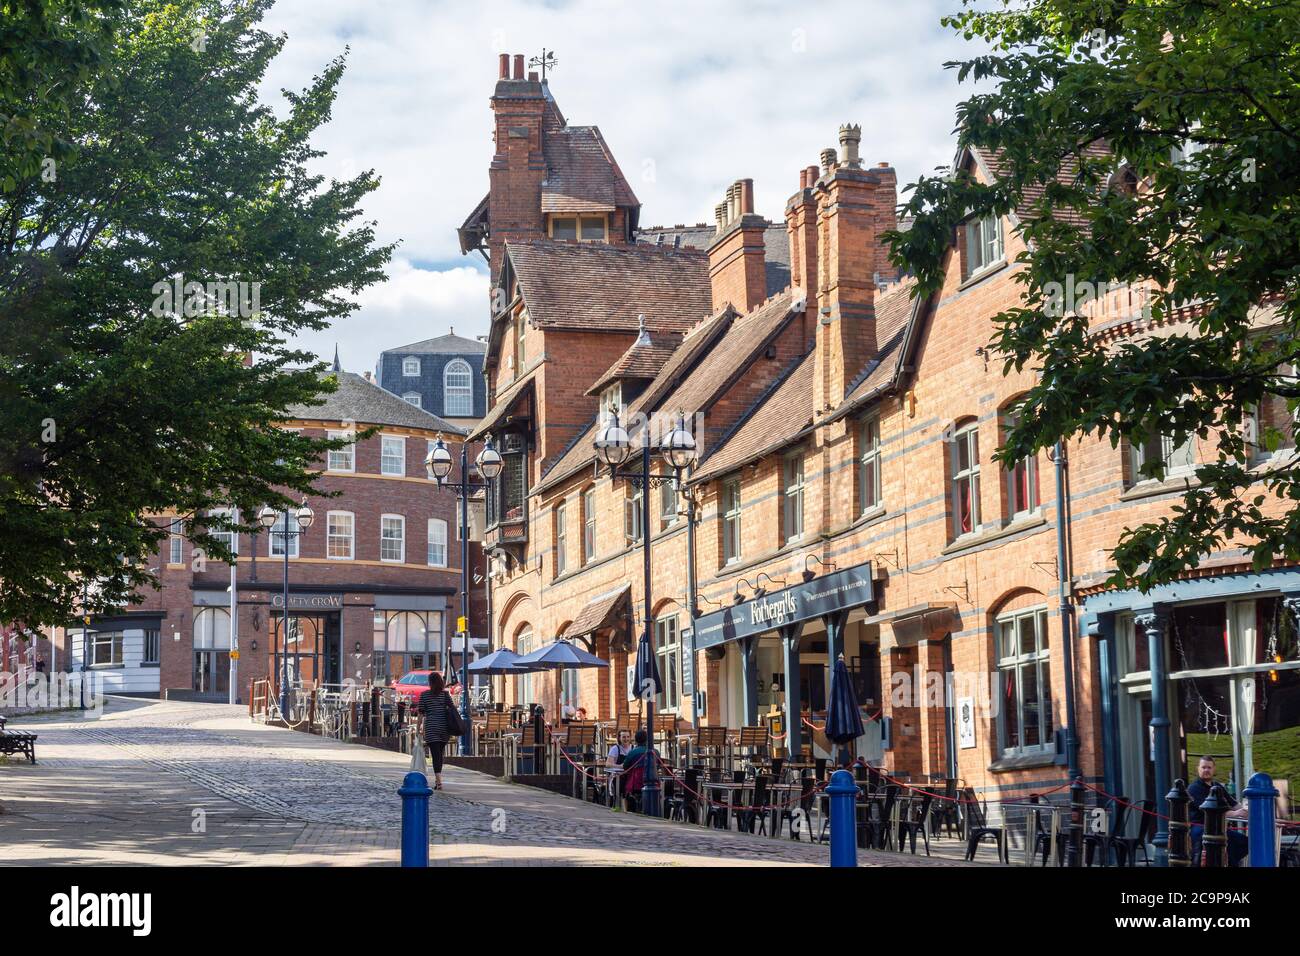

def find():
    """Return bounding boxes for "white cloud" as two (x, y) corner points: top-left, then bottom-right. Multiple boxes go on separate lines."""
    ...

(256, 0), (985, 371)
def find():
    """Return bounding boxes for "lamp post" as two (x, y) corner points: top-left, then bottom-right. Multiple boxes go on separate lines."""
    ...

(258, 500), (314, 720)
(594, 410), (697, 816)
(425, 433), (503, 755)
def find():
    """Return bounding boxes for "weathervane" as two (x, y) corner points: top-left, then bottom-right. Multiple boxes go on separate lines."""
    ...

(529, 48), (558, 81)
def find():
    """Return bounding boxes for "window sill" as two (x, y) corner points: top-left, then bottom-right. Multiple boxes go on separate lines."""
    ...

(988, 752), (1060, 773)
(1119, 474), (1197, 502)
(941, 513), (1047, 556)
(958, 259), (1009, 291)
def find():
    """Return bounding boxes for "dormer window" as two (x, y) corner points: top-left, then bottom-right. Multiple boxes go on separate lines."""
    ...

(403, 356), (420, 376)
(599, 383), (623, 422)
(549, 215), (608, 242)
(964, 215), (1004, 278)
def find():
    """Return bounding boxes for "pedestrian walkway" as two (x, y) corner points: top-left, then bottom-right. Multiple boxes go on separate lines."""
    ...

(0, 698), (983, 866)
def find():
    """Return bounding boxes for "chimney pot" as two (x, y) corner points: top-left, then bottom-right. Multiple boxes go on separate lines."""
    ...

(512, 54), (524, 80)
(820, 148), (837, 175)
(740, 178), (754, 216)
(838, 123), (862, 168)
(806, 165), (819, 187)
(528, 71), (539, 81)
(715, 202), (727, 232)
(498, 54), (510, 79)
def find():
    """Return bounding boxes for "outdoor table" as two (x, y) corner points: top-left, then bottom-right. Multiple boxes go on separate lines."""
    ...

(1002, 801), (1061, 866)
(702, 780), (751, 831)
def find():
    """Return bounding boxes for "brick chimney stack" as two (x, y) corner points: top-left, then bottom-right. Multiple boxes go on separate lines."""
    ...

(785, 163), (821, 349)
(708, 178), (768, 314)
(811, 125), (898, 411)
(487, 53), (549, 278)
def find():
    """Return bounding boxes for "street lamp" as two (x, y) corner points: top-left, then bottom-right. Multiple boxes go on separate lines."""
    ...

(258, 500), (313, 720)
(594, 410), (697, 816)
(424, 433), (502, 755)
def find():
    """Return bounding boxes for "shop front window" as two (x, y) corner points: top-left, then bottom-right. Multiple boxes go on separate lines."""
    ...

(372, 610), (443, 684)
(995, 607), (1053, 755)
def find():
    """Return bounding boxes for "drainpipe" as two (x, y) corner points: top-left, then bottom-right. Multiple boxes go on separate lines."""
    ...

(685, 474), (700, 730)
(1054, 439), (1083, 865)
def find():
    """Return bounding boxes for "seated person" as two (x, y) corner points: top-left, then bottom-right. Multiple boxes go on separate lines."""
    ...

(618, 729), (658, 811)
(607, 728), (633, 768)
(1187, 755), (1249, 866)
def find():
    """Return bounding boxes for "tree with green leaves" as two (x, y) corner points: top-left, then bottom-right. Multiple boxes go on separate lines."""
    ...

(890, 0), (1300, 591)
(0, 0), (392, 631)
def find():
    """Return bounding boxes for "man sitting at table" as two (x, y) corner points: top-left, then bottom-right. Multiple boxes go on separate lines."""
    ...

(619, 729), (658, 812)
(1187, 755), (1249, 866)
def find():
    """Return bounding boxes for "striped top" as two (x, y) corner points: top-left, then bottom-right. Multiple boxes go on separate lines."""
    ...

(419, 690), (454, 743)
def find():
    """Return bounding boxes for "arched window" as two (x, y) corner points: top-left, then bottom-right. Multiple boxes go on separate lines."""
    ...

(948, 419), (981, 538)
(444, 359), (473, 417)
(1001, 406), (1039, 518)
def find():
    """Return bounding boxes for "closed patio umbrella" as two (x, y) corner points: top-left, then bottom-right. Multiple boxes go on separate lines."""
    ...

(825, 654), (865, 768)
(632, 629), (661, 701)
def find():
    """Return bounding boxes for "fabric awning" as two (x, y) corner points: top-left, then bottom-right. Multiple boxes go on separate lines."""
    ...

(873, 602), (961, 649)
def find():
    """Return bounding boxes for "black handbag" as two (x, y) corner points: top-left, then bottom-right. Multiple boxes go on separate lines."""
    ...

(443, 693), (467, 738)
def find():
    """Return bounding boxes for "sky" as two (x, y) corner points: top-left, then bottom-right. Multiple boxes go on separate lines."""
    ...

(255, 0), (986, 375)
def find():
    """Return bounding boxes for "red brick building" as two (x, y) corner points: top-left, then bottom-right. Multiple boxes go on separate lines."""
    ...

(465, 54), (1298, 820)
(54, 369), (485, 702)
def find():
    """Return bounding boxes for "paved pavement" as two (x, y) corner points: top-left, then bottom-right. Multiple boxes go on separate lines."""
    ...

(0, 698), (987, 867)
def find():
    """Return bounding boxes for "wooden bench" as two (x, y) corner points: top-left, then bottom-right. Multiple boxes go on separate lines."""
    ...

(0, 716), (37, 764)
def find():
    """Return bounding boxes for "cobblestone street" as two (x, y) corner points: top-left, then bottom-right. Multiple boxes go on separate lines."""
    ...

(0, 698), (985, 866)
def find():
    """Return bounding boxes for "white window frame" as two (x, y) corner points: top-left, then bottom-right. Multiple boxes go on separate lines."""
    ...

(965, 215), (1004, 278)
(444, 359), (473, 417)
(995, 607), (1053, 756)
(783, 453), (805, 544)
(660, 477), (678, 529)
(169, 520), (184, 565)
(1132, 429), (1196, 483)
(859, 416), (882, 513)
(381, 435), (406, 477)
(654, 615), (682, 712)
(949, 422), (981, 539)
(427, 518), (448, 567)
(326, 511), (354, 560)
(207, 507), (236, 558)
(268, 512), (300, 558)
(624, 483), (642, 545)
(1003, 410), (1039, 518)
(554, 502), (567, 576)
(403, 356), (420, 376)
(326, 430), (355, 473)
(722, 478), (742, 565)
(380, 514), (405, 563)
(582, 488), (596, 564)
(401, 392), (422, 408)
(516, 629), (535, 704)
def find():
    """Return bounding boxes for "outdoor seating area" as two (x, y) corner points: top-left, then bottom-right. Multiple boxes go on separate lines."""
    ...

(0, 714), (37, 764)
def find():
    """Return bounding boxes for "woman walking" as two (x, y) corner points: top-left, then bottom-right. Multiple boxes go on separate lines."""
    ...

(418, 672), (461, 791)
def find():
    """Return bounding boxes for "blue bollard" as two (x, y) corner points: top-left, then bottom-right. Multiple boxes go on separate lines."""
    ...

(826, 769), (861, 867)
(1244, 771), (1278, 868)
(399, 770), (432, 867)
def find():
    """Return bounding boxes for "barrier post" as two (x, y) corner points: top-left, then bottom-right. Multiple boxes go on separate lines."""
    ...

(1166, 779), (1190, 867)
(1067, 776), (1086, 867)
(826, 769), (860, 868)
(1200, 783), (1229, 867)
(398, 770), (432, 867)
(1244, 771), (1278, 868)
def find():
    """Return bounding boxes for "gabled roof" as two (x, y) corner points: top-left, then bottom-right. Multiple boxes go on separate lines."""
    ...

(541, 126), (639, 214)
(843, 278), (919, 405)
(386, 332), (487, 356)
(965, 142), (1113, 232)
(691, 352), (815, 482)
(288, 372), (465, 434)
(457, 193), (489, 255)
(505, 239), (711, 333)
(468, 364), (538, 441)
(532, 306), (736, 495)
(586, 331), (682, 396)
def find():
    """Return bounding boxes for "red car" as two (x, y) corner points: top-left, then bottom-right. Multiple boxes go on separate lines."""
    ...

(389, 669), (462, 702)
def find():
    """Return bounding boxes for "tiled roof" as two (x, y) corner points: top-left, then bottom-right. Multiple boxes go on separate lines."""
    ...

(505, 239), (711, 333)
(691, 352), (815, 482)
(559, 586), (630, 642)
(468, 366), (537, 441)
(386, 332), (487, 355)
(636, 222), (791, 298)
(970, 142), (1112, 229)
(586, 332), (682, 395)
(843, 279), (919, 406)
(541, 126), (639, 213)
(287, 372), (465, 434)
(664, 290), (798, 430)
(533, 307), (736, 495)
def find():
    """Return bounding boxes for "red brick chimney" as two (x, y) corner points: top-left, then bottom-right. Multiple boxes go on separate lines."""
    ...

(785, 165), (820, 349)
(707, 178), (768, 314)
(487, 54), (548, 278)
(812, 124), (898, 411)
